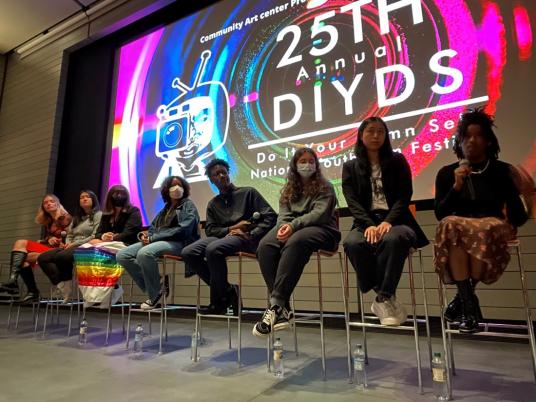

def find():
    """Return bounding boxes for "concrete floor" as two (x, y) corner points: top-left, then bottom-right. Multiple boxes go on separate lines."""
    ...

(0, 305), (534, 402)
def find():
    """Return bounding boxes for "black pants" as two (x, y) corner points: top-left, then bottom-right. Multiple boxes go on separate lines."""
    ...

(181, 236), (257, 304)
(37, 247), (76, 286)
(257, 226), (340, 308)
(343, 225), (416, 298)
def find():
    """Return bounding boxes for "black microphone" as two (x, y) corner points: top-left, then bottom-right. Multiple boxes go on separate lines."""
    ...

(60, 230), (67, 245)
(459, 159), (476, 200)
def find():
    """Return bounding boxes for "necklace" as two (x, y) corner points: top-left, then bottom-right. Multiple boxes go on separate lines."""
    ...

(469, 159), (490, 175)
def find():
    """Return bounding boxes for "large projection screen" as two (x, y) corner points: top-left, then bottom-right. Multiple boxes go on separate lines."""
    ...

(107, 0), (536, 224)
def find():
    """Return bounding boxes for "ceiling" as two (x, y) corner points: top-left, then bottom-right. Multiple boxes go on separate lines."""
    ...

(0, 0), (99, 54)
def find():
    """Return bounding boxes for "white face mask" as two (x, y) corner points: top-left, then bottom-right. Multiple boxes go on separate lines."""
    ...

(297, 162), (316, 178)
(169, 185), (184, 200)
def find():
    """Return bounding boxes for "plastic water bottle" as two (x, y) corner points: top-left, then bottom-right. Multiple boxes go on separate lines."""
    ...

(273, 338), (284, 378)
(78, 318), (88, 346)
(353, 344), (367, 389)
(432, 352), (449, 400)
(133, 323), (144, 358)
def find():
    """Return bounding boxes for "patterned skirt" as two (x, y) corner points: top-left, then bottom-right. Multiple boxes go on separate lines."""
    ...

(434, 216), (515, 285)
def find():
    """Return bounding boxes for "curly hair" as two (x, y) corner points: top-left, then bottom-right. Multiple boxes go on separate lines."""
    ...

(280, 147), (329, 204)
(453, 107), (500, 160)
(354, 116), (393, 174)
(160, 176), (190, 204)
(35, 194), (68, 226)
(205, 158), (230, 178)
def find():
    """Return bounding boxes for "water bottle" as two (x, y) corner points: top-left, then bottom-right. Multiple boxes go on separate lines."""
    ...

(133, 323), (144, 358)
(353, 344), (367, 389)
(273, 338), (284, 378)
(78, 318), (88, 346)
(432, 352), (449, 400)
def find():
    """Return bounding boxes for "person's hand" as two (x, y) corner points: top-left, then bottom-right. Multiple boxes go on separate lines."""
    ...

(139, 231), (150, 245)
(276, 224), (293, 243)
(364, 226), (379, 244)
(376, 221), (392, 239)
(101, 232), (114, 242)
(453, 165), (471, 191)
(229, 220), (250, 232)
(48, 237), (61, 247)
(228, 228), (251, 240)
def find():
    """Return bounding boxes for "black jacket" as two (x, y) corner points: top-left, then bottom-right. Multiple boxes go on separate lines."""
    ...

(435, 159), (528, 227)
(95, 206), (142, 245)
(205, 185), (277, 241)
(342, 153), (429, 248)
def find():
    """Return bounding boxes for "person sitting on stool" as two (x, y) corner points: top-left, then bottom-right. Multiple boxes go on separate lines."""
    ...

(182, 159), (276, 315)
(434, 107), (530, 333)
(342, 117), (429, 326)
(253, 147), (340, 337)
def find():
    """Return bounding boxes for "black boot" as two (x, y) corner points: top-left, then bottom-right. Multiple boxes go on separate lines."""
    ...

(19, 268), (40, 304)
(0, 251), (27, 294)
(444, 293), (463, 322)
(445, 285), (483, 323)
(456, 279), (480, 333)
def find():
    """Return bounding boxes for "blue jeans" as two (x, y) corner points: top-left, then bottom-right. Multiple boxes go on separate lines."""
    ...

(116, 241), (184, 300)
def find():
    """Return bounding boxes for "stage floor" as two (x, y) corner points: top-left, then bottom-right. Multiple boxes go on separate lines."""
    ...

(0, 305), (534, 402)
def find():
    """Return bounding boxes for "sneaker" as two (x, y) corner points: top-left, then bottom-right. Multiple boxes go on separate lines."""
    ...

(273, 307), (292, 331)
(60, 281), (72, 303)
(389, 296), (407, 324)
(20, 292), (40, 304)
(371, 298), (401, 326)
(252, 306), (280, 337)
(140, 293), (161, 310)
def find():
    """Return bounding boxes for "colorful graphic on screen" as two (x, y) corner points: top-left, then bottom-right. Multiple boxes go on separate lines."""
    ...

(108, 0), (536, 224)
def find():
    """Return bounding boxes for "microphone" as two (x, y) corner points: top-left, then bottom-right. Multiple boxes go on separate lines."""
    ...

(459, 159), (476, 200)
(60, 230), (67, 245)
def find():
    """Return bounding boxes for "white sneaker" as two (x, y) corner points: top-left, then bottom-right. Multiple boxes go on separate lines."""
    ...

(390, 296), (407, 324)
(60, 281), (72, 303)
(371, 298), (402, 326)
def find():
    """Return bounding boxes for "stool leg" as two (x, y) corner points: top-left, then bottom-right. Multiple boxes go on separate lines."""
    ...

(266, 290), (271, 372)
(438, 276), (453, 400)
(125, 281), (133, 350)
(516, 244), (536, 382)
(193, 275), (201, 362)
(408, 256), (423, 394)
(317, 254), (326, 380)
(418, 249), (433, 369)
(15, 304), (21, 330)
(341, 253), (353, 383)
(358, 285), (368, 364)
(237, 255), (242, 367)
(291, 293), (298, 356)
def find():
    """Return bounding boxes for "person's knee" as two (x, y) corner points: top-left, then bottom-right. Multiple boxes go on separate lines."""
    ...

(343, 234), (367, 254)
(206, 242), (226, 260)
(115, 249), (131, 264)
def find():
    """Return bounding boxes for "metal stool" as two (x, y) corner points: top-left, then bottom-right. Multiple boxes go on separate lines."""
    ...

(125, 254), (185, 355)
(437, 239), (536, 399)
(192, 252), (250, 365)
(41, 277), (83, 337)
(341, 247), (432, 393)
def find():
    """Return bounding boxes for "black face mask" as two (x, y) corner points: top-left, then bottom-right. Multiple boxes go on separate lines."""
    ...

(111, 193), (127, 208)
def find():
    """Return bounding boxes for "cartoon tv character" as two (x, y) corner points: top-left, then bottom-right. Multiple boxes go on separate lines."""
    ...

(153, 50), (230, 187)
